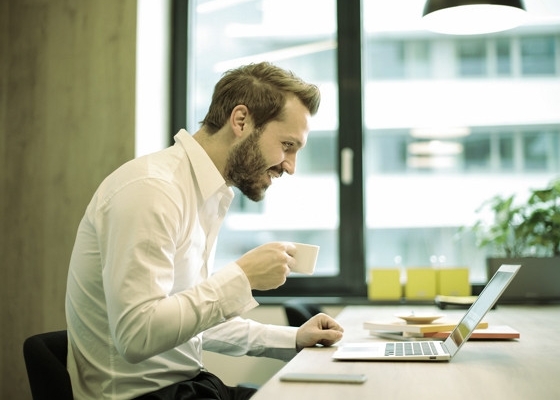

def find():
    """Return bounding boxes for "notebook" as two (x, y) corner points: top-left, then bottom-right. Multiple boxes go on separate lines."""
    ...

(332, 264), (521, 361)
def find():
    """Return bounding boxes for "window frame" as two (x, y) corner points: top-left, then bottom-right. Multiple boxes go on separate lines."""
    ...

(170, 0), (367, 298)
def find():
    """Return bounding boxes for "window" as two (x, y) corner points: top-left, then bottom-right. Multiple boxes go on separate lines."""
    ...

(499, 133), (514, 170)
(368, 41), (405, 79)
(174, 0), (362, 296)
(458, 39), (487, 76)
(521, 36), (556, 75)
(464, 134), (491, 170)
(173, 0), (560, 296)
(496, 39), (512, 76)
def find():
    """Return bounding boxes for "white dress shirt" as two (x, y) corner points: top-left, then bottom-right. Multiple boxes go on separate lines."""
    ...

(65, 130), (297, 400)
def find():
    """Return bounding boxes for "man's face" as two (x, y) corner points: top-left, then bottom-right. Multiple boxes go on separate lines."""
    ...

(224, 96), (311, 201)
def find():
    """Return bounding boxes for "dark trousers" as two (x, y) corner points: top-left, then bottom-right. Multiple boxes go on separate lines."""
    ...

(134, 371), (257, 400)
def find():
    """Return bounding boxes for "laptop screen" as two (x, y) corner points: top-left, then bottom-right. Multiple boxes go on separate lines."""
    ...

(443, 264), (521, 356)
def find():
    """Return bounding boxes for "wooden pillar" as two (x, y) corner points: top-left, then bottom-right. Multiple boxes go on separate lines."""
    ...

(0, 0), (137, 397)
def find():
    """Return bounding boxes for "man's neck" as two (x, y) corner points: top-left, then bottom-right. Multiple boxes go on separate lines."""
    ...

(192, 127), (232, 180)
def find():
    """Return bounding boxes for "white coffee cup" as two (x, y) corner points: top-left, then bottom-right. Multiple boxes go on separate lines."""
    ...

(290, 243), (320, 275)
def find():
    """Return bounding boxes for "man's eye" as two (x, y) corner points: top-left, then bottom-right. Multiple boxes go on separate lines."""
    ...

(283, 142), (294, 150)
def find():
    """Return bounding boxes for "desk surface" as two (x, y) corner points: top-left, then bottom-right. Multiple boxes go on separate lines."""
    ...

(252, 304), (560, 400)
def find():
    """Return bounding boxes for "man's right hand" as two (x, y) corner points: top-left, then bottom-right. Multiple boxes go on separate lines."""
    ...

(236, 242), (296, 290)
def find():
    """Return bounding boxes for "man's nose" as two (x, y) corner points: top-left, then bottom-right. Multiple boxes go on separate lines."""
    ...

(282, 154), (297, 175)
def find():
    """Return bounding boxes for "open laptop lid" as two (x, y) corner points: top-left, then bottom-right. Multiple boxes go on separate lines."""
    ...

(443, 264), (521, 358)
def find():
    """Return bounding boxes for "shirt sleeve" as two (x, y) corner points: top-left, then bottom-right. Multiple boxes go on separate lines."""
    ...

(202, 317), (299, 362)
(96, 178), (258, 363)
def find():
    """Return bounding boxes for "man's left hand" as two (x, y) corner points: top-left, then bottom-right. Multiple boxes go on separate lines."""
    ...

(295, 313), (344, 351)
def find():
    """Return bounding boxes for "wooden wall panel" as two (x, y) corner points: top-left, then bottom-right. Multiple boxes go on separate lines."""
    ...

(0, 0), (137, 398)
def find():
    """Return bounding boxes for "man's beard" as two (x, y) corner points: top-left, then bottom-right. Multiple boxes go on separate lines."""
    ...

(224, 128), (269, 202)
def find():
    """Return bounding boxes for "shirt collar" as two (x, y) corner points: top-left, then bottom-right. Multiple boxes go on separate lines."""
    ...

(174, 129), (230, 201)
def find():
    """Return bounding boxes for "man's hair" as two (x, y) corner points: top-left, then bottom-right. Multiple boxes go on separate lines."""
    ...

(201, 62), (321, 133)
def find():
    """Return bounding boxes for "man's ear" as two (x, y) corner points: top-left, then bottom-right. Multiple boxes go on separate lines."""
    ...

(230, 105), (250, 138)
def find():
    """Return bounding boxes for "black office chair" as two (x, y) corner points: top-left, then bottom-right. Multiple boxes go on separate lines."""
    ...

(283, 299), (324, 327)
(23, 330), (259, 396)
(23, 330), (73, 400)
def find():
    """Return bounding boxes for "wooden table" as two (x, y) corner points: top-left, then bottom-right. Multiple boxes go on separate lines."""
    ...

(252, 304), (560, 400)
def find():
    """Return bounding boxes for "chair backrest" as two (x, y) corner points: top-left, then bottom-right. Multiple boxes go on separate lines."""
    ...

(283, 299), (324, 327)
(23, 330), (73, 400)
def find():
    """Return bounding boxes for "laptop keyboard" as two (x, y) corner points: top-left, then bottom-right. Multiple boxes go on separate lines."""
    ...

(385, 341), (438, 357)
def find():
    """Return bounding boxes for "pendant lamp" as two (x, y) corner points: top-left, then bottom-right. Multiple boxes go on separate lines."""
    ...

(422, 0), (527, 35)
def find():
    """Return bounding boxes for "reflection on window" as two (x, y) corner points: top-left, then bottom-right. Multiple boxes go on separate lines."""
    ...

(368, 41), (405, 79)
(458, 39), (487, 76)
(367, 40), (431, 80)
(365, 131), (407, 173)
(464, 135), (491, 170)
(300, 133), (337, 174)
(496, 39), (512, 76)
(524, 131), (551, 170)
(369, 34), (559, 80)
(499, 134), (514, 170)
(407, 41), (431, 79)
(521, 36), (556, 75)
(366, 129), (560, 174)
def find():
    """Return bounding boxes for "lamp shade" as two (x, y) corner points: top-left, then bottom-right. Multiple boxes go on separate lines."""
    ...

(422, 0), (527, 35)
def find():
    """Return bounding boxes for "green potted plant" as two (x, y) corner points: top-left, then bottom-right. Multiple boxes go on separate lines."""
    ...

(470, 193), (527, 258)
(519, 180), (560, 257)
(471, 178), (560, 257)
(467, 178), (560, 302)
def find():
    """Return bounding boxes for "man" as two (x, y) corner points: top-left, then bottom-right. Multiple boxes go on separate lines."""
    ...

(65, 62), (344, 400)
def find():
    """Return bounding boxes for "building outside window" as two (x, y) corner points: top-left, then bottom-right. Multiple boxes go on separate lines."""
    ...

(176, 0), (560, 296)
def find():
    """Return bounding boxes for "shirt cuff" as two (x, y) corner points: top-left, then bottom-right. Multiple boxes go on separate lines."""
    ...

(211, 262), (259, 318)
(261, 324), (299, 361)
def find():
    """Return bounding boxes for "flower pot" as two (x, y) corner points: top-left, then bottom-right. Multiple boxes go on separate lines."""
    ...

(486, 257), (560, 303)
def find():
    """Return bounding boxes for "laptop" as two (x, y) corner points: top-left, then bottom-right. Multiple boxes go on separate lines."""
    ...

(332, 264), (521, 361)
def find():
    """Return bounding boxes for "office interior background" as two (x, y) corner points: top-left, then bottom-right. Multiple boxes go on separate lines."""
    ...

(2, 0), (559, 398)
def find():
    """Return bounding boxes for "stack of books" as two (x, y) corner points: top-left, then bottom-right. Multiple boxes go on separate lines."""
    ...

(364, 319), (520, 340)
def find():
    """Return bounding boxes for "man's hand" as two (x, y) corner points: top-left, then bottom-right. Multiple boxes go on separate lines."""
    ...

(236, 242), (296, 290)
(296, 313), (344, 351)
